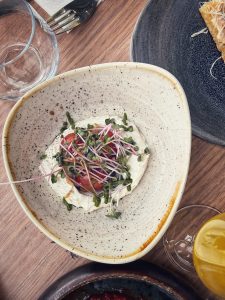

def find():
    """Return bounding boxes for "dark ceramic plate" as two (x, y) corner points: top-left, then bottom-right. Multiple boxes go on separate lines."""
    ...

(38, 261), (201, 300)
(131, 0), (225, 145)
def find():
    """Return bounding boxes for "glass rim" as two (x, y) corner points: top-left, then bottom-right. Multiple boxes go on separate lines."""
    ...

(0, 0), (36, 68)
(174, 204), (221, 214)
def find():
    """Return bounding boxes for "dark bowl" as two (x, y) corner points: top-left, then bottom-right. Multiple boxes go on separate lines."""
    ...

(38, 261), (201, 300)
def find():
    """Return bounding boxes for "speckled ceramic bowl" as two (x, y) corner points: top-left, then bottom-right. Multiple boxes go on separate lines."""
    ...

(2, 62), (191, 264)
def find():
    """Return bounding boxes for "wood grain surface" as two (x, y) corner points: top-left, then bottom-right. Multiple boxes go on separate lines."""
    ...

(0, 1), (224, 299)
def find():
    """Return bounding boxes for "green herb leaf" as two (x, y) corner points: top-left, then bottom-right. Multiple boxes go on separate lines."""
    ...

(66, 112), (75, 129)
(119, 124), (133, 132)
(60, 170), (65, 178)
(138, 154), (142, 162)
(69, 167), (76, 175)
(53, 152), (64, 166)
(40, 154), (47, 160)
(60, 121), (68, 133)
(63, 197), (73, 211)
(103, 135), (110, 143)
(122, 112), (128, 125)
(106, 209), (121, 219)
(105, 118), (115, 125)
(123, 177), (133, 186)
(123, 136), (136, 145)
(103, 189), (110, 204)
(127, 184), (132, 191)
(93, 195), (101, 207)
(86, 152), (92, 159)
(51, 174), (57, 184)
(144, 147), (150, 154)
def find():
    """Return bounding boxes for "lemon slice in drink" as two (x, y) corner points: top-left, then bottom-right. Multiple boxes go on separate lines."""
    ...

(193, 213), (225, 297)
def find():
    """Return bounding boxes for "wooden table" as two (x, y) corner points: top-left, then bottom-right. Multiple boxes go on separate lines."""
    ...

(0, 1), (224, 299)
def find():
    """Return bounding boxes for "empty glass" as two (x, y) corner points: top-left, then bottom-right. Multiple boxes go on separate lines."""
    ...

(0, 0), (59, 100)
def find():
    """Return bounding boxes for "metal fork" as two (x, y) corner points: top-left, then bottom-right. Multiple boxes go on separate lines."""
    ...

(47, 0), (99, 35)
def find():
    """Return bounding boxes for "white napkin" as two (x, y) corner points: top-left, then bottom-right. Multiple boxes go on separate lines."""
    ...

(34, 0), (74, 15)
(35, 0), (104, 16)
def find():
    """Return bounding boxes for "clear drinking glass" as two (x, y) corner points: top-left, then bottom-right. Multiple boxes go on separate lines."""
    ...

(163, 205), (220, 272)
(163, 205), (225, 298)
(0, 0), (59, 101)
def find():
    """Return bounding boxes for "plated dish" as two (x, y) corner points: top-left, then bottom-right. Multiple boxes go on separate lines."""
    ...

(2, 62), (191, 263)
(40, 113), (150, 216)
(131, 0), (225, 145)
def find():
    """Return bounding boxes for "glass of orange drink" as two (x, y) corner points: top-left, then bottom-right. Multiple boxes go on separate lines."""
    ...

(163, 205), (225, 298)
(193, 213), (225, 298)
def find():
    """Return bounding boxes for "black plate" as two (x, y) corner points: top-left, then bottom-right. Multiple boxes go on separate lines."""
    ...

(131, 0), (225, 146)
(38, 261), (201, 300)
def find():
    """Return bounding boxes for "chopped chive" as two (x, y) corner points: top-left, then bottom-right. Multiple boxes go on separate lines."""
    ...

(87, 124), (94, 129)
(103, 189), (110, 204)
(105, 118), (115, 125)
(138, 154), (142, 162)
(126, 171), (131, 179)
(127, 184), (132, 191)
(60, 170), (65, 178)
(63, 197), (73, 211)
(60, 123), (68, 133)
(92, 133), (99, 140)
(112, 199), (117, 205)
(123, 178), (133, 186)
(53, 152), (60, 158)
(119, 124), (133, 132)
(53, 152), (64, 166)
(93, 195), (101, 207)
(66, 112), (75, 129)
(77, 129), (86, 136)
(106, 209), (121, 219)
(144, 147), (150, 154)
(123, 137), (136, 145)
(122, 112), (128, 125)
(103, 135), (110, 143)
(40, 154), (47, 160)
(51, 174), (57, 184)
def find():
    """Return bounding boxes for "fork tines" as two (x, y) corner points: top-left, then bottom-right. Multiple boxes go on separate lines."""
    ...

(47, 0), (98, 34)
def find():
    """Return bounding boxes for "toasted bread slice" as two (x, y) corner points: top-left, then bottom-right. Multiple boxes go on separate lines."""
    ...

(200, 1), (225, 62)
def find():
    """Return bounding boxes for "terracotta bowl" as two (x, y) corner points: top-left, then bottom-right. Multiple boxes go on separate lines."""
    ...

(2, 62), (191, 263)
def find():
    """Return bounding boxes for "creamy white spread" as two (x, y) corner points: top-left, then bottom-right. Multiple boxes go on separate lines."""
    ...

(40, 116), (149, 212)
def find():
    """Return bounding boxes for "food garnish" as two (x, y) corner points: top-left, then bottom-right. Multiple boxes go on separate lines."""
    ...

(50, 112), (150, 215)
(106, 209), (122, 219)
(40, 154), (47, 160)
(63, 197), (73, 211)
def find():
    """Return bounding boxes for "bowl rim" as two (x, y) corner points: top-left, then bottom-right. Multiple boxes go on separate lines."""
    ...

(38, 261), (202, 300)
(2, 62), (192, 264)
